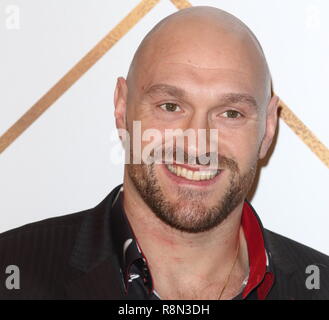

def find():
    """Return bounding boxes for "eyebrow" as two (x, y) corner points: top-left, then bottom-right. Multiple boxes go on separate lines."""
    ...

(144, 84), (186, 99)
(221, 93), (259, 110)
(143, 84), (259, 110)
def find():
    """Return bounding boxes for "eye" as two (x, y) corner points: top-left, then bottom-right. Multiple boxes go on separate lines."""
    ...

(222, 110), (243, 119)
(159, 103), (182, 112)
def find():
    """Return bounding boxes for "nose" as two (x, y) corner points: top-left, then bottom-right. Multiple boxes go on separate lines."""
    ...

(179, 111), (219, 166)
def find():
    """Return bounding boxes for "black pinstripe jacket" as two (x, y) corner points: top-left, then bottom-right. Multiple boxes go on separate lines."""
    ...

(1, 184), (329, 300)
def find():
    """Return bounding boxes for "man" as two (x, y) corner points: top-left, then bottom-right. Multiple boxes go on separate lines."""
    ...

(0, 6), (328, 300)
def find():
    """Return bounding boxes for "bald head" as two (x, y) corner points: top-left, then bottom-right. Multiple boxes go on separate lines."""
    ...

(126, 6), (272, 107)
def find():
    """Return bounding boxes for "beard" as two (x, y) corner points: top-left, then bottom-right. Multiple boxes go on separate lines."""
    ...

(126, 151), (258, 234)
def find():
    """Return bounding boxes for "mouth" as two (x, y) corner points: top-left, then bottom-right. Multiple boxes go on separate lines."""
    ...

(162, 162), (222, 186)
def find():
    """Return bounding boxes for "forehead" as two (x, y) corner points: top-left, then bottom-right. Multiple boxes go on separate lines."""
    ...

(135, 35), (267, 99)
(139, 61), (263, 106)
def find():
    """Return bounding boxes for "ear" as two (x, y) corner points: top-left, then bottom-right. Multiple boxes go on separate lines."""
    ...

(259, 95), (280, 160)
(114, 77), (128, 135)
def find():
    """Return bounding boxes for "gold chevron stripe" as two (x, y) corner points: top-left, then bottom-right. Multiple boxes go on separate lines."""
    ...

(170, 0), (192, 9)
(0, 0), (160, 154)
(279, 99), (329, 168)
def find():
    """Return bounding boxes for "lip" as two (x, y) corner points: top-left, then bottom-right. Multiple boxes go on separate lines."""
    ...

(161, 163), (222, 187)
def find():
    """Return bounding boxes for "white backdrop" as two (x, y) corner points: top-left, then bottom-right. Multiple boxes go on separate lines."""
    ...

(1, 0), (328, 254)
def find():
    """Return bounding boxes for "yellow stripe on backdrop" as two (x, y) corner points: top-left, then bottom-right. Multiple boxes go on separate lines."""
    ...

(0, 0), (328, 169)
(279, 99), (329, 168)
(0, 0), (160, 154)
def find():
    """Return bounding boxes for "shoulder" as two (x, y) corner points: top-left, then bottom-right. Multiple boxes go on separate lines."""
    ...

(0, 185), (122, 299)
(0, 208), (92, 299)
(0, 208), (89, 243)
(264, 229), (329, 299)
(264, 229), (329, 265)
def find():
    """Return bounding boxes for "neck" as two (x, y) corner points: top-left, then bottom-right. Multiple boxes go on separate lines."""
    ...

(122, 174), (250, 299)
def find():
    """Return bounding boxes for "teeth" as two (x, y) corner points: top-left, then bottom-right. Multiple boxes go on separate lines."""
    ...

(166, 164), (219, 181)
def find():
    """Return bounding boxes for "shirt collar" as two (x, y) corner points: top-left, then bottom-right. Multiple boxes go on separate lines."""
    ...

(241, 199), (275, 299)
(111, 186), (274, 299)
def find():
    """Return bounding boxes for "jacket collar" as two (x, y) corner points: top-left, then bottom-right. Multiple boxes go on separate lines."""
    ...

(66, 184), (126, 299)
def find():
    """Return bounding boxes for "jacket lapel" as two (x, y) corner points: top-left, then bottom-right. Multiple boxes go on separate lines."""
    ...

(65, 184), (126, 299)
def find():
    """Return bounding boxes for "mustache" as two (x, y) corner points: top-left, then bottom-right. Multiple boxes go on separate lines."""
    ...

(149, 145), (239, 172)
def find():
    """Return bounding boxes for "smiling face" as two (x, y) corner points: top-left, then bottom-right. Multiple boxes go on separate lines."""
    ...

(115, 7), (279, 233)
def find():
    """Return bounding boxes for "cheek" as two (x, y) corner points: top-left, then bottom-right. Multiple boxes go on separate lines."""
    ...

(218, 125), (261, 170)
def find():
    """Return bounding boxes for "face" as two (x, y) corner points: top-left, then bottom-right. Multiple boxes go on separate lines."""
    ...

(115, 25), (278, 233)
